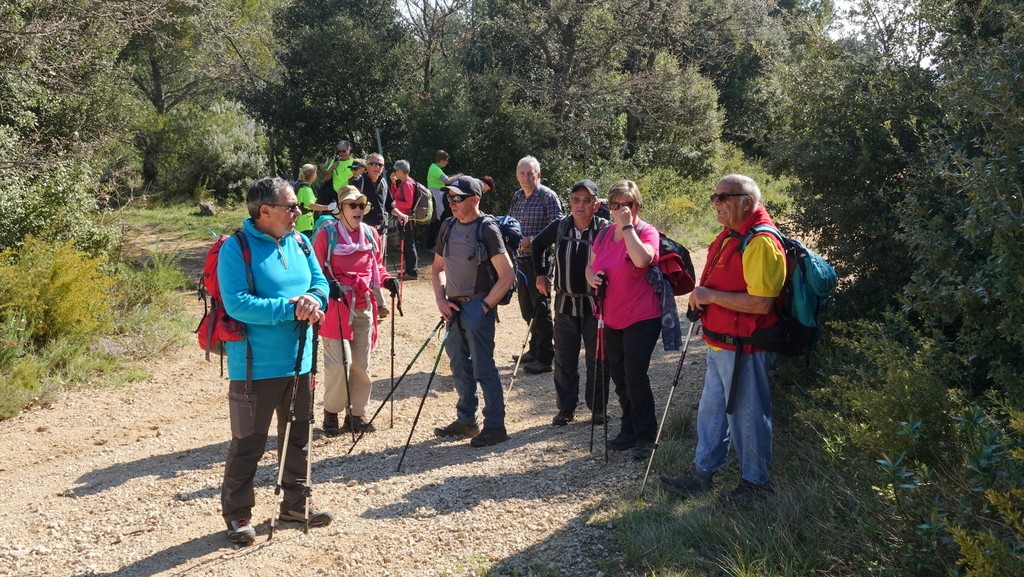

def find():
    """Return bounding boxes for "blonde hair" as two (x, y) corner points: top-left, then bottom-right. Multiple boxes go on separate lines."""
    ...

(299, 163), (317, 180)
(607, 179), (642, 210)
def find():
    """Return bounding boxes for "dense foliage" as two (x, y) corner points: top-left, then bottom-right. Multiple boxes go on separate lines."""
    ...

(1, 0), (1023, 574)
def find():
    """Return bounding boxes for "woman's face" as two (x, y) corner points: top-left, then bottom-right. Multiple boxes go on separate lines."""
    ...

(608, 194), (639, 222)
(340, 199), (366, 230)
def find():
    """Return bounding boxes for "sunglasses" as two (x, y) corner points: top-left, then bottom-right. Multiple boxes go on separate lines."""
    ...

(447, 194), (470, 204)
(266, 202), (301, 213)
(608, 201), (636, 210)
(343, 202), (367, 210)
(709, 193), (747, 203)
(367, 162), (384, 167)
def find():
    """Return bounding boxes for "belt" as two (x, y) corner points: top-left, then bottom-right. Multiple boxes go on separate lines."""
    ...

(449, 293), (485, 303)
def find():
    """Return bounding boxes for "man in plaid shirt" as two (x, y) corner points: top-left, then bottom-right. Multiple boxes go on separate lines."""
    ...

(508, 156), (563, 374)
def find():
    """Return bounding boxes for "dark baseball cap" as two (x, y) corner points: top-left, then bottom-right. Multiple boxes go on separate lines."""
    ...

(571, 179), (599, 197)
(349, 159), (364, 169)
(444, 176), (483, 197)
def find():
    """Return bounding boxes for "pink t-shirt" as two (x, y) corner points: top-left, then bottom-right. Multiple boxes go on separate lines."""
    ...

(590, 220), (661, 330)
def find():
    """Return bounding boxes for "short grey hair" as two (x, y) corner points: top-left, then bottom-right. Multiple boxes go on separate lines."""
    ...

(517, 155), (541, 173)
(718, 174), (761, 207)
(246, 177), (292, 220)
(393, 159), (411, 173)
(336, 140), (351, 150)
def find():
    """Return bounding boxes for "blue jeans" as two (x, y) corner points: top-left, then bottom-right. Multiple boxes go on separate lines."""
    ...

(694, 348), (775, 485)
(445, 297), (505, 429)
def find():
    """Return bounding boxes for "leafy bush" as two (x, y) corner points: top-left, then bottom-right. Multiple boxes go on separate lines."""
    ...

(0, 237), (114, 347)
(154, 100), (267, 203)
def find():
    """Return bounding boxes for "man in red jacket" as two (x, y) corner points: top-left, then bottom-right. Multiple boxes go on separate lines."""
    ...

(660, 174), (786, 504)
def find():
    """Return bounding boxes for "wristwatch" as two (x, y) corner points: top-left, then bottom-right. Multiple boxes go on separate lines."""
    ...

(621, 224), (635, 231)
(482, 301), (492, 313)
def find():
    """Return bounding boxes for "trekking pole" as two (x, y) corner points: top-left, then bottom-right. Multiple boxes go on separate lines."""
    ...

(303, 323), (319, 534)
(390, 290), (396, 429)
(397, 319), (450, 472)
(590, 274), (608, 461)
(337, 300), (356, 443)
(397, 222), (406, 317)
(268, 322), (308, 541)
(505, 316), (535, 397)
(348, 318), (446, 455)
(639, 317), (698, 497)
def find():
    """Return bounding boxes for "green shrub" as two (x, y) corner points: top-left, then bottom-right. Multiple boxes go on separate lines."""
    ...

(0, 237), (114, 347)
(0, 314), (42, 418)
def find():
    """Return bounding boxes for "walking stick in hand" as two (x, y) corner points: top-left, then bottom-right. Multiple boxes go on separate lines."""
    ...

(590, 273), (608, 461)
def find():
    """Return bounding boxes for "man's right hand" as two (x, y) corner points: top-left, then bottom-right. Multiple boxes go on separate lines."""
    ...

(536, 276), (550, 296)
(437, 298), (459, 320)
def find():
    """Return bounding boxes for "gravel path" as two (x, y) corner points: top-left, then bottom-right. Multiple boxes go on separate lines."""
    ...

(0, 248), (707, 577)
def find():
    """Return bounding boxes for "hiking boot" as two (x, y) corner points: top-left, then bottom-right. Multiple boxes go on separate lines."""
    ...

(512, 352), (537, 364)
(347, 415), (376, 433)
(524, 361), (552, 375)
(434, 420), (480, 438)
(378, 306), (390, 319)
(660, 462), (715, 497)
(552, 410), (575, 427)
(279, 502), (334, 527)
(719, 479), (774, 505)
(470, 426), (509, 447)
(226, 517), (256, 545)
(632, 440), (655, 461)
(322, 411), (341, 437)
(591, 411), (606, 426)
(607, 432), (636, 451)
(402, 272), (418, 281)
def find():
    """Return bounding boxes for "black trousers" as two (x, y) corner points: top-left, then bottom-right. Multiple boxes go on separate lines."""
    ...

(398, 223), (418, 275)
(604, 317), (661, 443)
(222, 373), (311, 523)
(516, 256), (554, 364)
(553, 312), (609, 413)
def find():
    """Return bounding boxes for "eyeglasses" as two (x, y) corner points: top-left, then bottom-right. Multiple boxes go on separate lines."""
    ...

(266, 203), (301, 213)
(608, 201), (636, 210)
(367, 162), (384, 167)
(447, 195), (470, 204)
(343, 202), (367, 210)
(709, 193), (747, 203)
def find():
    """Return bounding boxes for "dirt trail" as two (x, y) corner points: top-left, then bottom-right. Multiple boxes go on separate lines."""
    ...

(0, 236), (708, 577)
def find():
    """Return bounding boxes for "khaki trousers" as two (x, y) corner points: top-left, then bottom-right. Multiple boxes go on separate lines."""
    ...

(322, 306), (374, 416)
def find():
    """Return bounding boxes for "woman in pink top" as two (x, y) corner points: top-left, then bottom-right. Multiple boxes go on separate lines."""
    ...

(313, 186), (398, 437)
(586, 180), (661, 460)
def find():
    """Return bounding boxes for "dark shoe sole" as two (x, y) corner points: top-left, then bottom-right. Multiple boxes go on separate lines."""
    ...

(279, 511), (333, 527)
(523, 363), (552, 375)
(470, 432), (509, 447)
(607, 437), (635, 451)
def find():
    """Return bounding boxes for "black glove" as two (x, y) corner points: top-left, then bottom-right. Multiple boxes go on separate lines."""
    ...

(383, 277), (399, 296)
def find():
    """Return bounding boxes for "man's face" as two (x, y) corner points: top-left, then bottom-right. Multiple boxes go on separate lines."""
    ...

(366, 155), (384, 180)
(516, 162), (541, 192)
(569, 189), (597, 222)
(712, 182), (751, 230)
(258, 188), (300, 238)
(448, 193), (477, 221)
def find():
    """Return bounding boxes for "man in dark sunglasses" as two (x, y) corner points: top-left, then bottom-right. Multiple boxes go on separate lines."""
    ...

(660, 174), (785, 505)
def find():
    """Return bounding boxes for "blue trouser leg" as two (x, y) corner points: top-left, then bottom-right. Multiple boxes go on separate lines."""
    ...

(445, 299), (505, 429)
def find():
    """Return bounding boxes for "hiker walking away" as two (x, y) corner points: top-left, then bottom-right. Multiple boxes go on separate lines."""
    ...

(585, 180), (661, 462)
(531, 179), (610, 427)
(313, 186), (399, 437)
(660, 174), (785, 504)
(508, 155), (563, 375)
(296, 164), (331, 238)
(425, 149), (463, 250)
(350, 152), (408, 318)
(389, 159), (420, 280)
(218, 177), (333, 545)
(431, 176), (514, 447)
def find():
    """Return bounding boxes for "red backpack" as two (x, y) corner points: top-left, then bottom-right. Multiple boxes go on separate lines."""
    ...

(196, 232), (253, 368)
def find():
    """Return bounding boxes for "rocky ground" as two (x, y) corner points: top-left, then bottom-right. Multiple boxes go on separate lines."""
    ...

(0, 238), (708, 577)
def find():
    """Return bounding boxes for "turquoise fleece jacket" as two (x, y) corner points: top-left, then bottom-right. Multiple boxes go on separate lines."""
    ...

(218, 218), (329, 380)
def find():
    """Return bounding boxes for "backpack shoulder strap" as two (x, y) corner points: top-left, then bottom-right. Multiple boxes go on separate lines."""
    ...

(360, 222), (379, 253)
(232, 230), (255, 294)
(440, 217), (457, 257)
(291, 231), (312, 257)
(740, 224), (783, 253)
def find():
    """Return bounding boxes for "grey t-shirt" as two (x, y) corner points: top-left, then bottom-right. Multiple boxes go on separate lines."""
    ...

(438, 216), (506, 298)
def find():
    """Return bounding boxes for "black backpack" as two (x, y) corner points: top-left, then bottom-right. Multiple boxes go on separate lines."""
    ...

(441, 214), (523, 305)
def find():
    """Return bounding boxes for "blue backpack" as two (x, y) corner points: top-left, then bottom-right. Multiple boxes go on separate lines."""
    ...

(737, 224), (837, 357)
(441, 214), (523, 305)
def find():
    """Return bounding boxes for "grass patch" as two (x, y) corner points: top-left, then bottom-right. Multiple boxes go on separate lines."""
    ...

(111, 203), (249, 243)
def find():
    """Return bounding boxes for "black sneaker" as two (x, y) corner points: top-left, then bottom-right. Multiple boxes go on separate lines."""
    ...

(660, 462), (715, 497)
(279, 502), (334, 527)
(226, 517), (256, 545)
(632, 440), (654, 461)
(552, 410), (575, 426)
(323, 411), (341, 437)
(591, 411), (606, 425)
(524, 361), (552, 375)
(512, 352), (537, 364)
(719, 479), (773, 505)
(607, 432), (636, 451)
(470, 426), (509, 447)
(348, 415), (376, 433)
(434, 420), (480, 438)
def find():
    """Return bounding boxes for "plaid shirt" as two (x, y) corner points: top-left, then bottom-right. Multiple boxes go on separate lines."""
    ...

(508, 184), (562, 257)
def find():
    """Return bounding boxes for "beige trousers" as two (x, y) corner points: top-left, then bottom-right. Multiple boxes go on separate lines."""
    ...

(322, 306), (373, 416)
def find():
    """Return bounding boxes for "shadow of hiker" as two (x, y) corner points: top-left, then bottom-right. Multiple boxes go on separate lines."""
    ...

(67, 528), (262, 577)
(70, 441), (229, 497)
